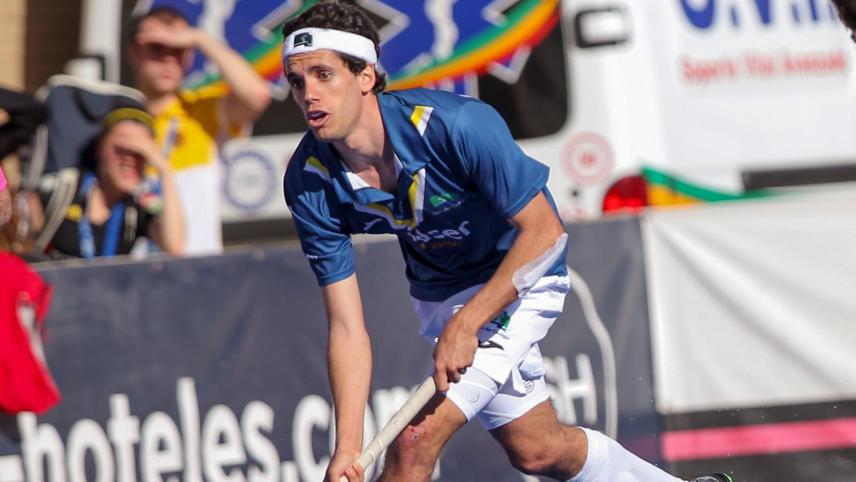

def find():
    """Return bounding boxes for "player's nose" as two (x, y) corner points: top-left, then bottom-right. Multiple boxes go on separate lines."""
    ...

(304, 79), (320, 103)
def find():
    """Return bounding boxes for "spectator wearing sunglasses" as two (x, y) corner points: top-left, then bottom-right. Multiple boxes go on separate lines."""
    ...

(127, 6), (271, 255)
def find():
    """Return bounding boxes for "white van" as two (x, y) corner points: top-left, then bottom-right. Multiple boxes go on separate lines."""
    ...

(72, 0), (856, 238)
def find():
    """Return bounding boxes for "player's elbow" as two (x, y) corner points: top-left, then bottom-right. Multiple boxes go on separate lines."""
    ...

(543, 215), (565, 242)
(329, 320), (369, 342)
(512, 192), (564, 240)
(525, 211), (565, 247)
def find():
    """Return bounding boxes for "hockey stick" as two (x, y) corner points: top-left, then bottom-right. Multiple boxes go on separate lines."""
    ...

(340, 377), (437, 482)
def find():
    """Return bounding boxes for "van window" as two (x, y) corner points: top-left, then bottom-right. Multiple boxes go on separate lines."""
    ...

(479, 21), (568, 140)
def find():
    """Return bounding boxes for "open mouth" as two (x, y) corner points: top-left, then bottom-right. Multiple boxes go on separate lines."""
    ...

(307, 110), (328, 128)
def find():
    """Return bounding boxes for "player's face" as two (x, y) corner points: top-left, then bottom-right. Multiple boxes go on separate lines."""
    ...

(285, 50), (372, 143)
(131, 17), (190, 96)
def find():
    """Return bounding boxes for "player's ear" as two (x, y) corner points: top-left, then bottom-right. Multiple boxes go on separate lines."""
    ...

(359, 65), (376, 95)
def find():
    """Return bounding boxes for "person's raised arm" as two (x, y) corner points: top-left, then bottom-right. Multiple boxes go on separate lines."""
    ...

(145, 164), (185, 255)
(113, 131), (186, 254)
(136, 26), (271, 125)
(321, 274), (372, 482)
(192, 29), (271, 124)
(432, 192), (565, 392)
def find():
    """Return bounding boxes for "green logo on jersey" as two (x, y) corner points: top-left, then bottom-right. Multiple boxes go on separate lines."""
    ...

(429, 192), (454, 207)
(490, 311), (511, 330)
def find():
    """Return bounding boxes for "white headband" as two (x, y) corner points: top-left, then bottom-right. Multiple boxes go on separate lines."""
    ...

(282, 27), (378, 65)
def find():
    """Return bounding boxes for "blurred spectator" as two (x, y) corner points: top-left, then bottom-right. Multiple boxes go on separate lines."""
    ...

(0, 86), (47, 161)
(127, 7), (271, 255)
(0, 183), (36, 255)
(1, 86), (47, 230)
(31, 107), (185, 260)
(0, 166), (10, 228)
(832, 0), (856, 35)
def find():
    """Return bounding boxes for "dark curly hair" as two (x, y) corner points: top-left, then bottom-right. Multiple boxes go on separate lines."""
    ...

(281, 1), (386, 93)
(832, 0), (856, 31)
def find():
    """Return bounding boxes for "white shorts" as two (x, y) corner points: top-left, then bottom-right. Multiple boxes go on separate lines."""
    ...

(411, 274), (570, 429)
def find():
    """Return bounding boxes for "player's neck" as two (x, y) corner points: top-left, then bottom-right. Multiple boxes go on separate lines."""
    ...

(334, 97), (397, 192)
(335, 95), (391, 171)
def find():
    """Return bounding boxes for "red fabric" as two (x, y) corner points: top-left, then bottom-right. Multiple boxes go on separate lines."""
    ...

(0, 253), (60, 414)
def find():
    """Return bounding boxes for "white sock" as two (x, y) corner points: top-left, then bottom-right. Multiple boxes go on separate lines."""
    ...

(569, 428), (686, 482)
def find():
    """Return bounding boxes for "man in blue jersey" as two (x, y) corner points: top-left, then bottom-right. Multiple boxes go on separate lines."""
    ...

(281, 3), (733, 482)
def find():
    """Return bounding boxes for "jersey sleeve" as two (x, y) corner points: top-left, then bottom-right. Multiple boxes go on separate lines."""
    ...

(451, 100), (549, 219)
(284, 157), (355, 286)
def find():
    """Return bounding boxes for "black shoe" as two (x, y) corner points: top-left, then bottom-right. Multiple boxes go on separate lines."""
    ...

(692, 474), (734, 482)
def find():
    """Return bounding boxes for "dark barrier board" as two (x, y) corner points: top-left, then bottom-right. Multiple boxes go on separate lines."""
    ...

(0, 217), (658, 482)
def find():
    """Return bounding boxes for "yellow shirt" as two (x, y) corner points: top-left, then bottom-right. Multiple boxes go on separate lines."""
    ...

(153, 91), (243, 254)
(154, 90), (242, 171)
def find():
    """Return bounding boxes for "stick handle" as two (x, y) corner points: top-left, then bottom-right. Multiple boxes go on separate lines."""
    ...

(339, 377), (436, 482)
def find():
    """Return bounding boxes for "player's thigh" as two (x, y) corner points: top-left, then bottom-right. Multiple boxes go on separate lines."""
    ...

(489, 399), (586, 473)
(490, 399), (564, 449)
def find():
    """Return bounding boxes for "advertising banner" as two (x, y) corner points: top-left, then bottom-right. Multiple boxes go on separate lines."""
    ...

(0, 218), (655, 482)
(644, 191), (856, 481)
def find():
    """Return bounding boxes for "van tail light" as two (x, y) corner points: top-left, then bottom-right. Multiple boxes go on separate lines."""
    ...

(602, 175), (648, 213)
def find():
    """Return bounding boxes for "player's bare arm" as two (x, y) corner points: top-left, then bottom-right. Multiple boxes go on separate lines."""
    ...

(432, 192), (565, 392)
(321, 274), (372, 482)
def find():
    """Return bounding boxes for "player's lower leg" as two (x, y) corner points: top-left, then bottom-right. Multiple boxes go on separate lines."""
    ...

(565, 428), (735, 482)
(377, 393), (466, 482)
(567, 427), (685, 481)
(493, 401), (697, 481)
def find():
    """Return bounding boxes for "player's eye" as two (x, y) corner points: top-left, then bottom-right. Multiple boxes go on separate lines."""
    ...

(318, 71), (332, 81)
(288, 77), (304, 89)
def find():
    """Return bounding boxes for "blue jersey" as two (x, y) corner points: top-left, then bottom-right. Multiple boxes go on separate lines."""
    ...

(284, 88), (567, 302)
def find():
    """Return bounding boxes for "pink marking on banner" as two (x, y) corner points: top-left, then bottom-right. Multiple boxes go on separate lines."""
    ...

(662, 417), (856, 461)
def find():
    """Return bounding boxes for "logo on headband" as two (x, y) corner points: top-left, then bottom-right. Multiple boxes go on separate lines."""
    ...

(294, 32), (313, 48)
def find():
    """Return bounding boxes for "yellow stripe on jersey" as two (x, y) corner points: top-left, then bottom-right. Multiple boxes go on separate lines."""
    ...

(356, 203), (417, 230)
(408, 168), (426, 225)
(354, 168), (427, 231)
(409, 105), (434, 136)
(304, 156), (331, 183)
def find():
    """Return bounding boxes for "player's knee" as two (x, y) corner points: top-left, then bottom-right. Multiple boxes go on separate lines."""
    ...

(385, 425), (436, 471)
(507, 446), (557, 476)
